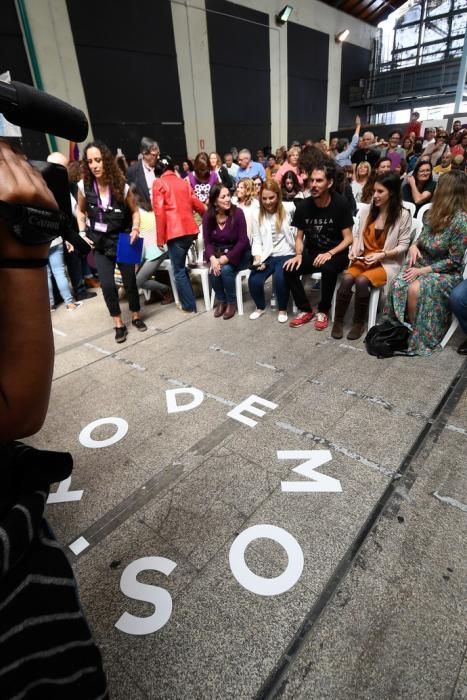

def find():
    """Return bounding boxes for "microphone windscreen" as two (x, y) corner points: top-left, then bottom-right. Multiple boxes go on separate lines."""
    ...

(5, 82), (89, 142)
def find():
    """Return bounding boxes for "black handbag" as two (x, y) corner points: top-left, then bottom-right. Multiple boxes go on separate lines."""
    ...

(364, 319), (410, 358)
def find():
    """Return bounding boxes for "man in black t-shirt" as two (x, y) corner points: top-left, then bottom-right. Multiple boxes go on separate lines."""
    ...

(284, 162), (354, 329)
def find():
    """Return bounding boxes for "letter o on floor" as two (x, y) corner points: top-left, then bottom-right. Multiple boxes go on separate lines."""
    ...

(79, 417), (129, 448)
(229, 524), (304, 596)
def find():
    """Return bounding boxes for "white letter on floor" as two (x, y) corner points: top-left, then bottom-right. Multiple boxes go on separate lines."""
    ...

(227, 395), (278, 428)
(47, 477), (83, 504)
(229, 524), (304, 596)
(166, 388), (204, 413)
(79, 417), (128, 448)
(279, 450), (342, 492)
(115, 556), (177, 636)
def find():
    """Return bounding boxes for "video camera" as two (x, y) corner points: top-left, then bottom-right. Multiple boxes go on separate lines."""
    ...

(0, 80), (89, 252)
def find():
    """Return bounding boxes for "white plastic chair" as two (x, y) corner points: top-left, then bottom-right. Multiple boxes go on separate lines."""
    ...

(411, 219), (423, 242)
(415, 202), (432, 223)
(440, 251), (467, 348)
(402, 201), (416, 218)
(159, 259), (180, 307)
(187, 230), (212, 311)
(210, 268), (250, 315)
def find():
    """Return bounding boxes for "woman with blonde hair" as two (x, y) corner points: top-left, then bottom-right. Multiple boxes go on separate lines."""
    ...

(386, 170), (467, 355)
(248, 179), (296, 323)
(274, 146), (305, 186)
(233, 178), (258, 243)
(352, 160), (371, 203)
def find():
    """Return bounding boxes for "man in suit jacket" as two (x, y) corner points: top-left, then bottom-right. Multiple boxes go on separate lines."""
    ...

(127, 136), (159, 209)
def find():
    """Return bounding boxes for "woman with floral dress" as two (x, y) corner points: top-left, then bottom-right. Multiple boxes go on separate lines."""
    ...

(385, 170), (467, 355)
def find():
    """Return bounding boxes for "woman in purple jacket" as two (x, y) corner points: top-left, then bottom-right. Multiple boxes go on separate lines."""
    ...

(202, 184), (251, 319)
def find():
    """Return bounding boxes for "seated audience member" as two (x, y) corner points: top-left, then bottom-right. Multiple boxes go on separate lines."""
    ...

(274, 146), (305, 186)
(202, 184), (250, 319)
(449, 279), (467, 355)
(153, 155), (206, 313)
(403, 111), (422, 139)
(232, 178), (258, 243)
(351, 131), (380, 169)
(450, 120), (463, 139)
(332, 173), (411, 340)
(284, 161), (354, 330)
(352, 160), (371, 203)
(181, 159), (193, 179)
(407, 139), (424, 172)
(188, 152), (219, 204)
(224, 152), (239, 179)
(334, 164), (357, 216)
(423, 131), (450, 168)
(329, 136), (338, 160)
(281, 170), (302, 202)
(236, 149), (266, 182)
(451, 131), (467, 161)
(402, 160), (436, 215)
(386, 170), (467, 356)
(209, 151), (234, 190)
(265, 154), (280, 178)
(133, 187), (174, 305)
(127, 136), (159, 209)
(275, 146), (287, 165)
(422, 127), (436, 149)
(335, 115), (361, 167)
(375, 157), (392, 177)
(378, 130), (406, 172)
(252, 175), (263, 200)
(256, 149), (266, 165)
(402, 136), (414, 158)
(248, 179), (295, 323)
(433, 152), (453, 179)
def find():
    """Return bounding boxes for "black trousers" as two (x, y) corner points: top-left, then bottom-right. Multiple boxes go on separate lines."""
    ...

(284, 248), (349, 313)
(94, 251), (140, 317)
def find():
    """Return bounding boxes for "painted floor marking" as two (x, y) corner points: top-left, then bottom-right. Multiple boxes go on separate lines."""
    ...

(69, 536), (90, 555)
(209, 345), (237, 356)
(446, 423), (467, 437)
(164, 377), (236, 407)
(433, 491), (467, 513)
(275, 420), (395, 478)
(84, 342), (146, 372)
(339, 343), (365, 352)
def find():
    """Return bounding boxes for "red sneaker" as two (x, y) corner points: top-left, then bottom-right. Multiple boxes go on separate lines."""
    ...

(289, 311), (315, 327)
(314, 312), (329, 330)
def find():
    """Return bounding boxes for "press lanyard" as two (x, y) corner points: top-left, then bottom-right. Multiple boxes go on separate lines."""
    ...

(93, 180), (112, 222)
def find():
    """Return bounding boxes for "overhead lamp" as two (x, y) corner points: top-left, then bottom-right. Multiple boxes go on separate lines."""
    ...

(276, 5), (293, 25)
(335, 29), (350, 43)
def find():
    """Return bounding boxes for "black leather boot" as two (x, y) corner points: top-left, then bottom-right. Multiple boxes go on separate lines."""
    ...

(331, 290), (353, 339)
(347, 295), (370, 340)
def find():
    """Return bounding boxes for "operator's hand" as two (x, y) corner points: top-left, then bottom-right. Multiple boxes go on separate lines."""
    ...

(0, 141), (58, 259)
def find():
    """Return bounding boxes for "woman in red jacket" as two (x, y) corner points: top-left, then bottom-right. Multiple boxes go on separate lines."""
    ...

(153, 156), (206, 312)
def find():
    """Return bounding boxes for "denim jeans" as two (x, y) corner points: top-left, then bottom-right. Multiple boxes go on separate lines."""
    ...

(47, 243), (74, 306)
(248, 255), (293, 310)
(210, 249), (251, 304)
(167, 235), (197, 312)
(449, 279), (467, 334)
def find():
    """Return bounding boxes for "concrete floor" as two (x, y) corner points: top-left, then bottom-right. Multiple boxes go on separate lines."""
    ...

(27, 281), (467, 700)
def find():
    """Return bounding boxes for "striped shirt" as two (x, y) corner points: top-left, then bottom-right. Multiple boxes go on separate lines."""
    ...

(0, 442), (108, 699)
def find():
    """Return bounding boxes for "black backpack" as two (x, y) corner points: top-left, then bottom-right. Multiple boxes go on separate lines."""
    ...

(364, 320), (410, 358)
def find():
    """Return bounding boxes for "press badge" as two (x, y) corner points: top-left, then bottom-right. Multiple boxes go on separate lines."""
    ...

(94, 222), (108, 232)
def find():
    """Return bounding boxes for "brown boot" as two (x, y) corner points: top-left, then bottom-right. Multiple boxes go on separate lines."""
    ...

(161, 291), (175, 305)
(214, 303), (226, 318)
(331, 290), (353, 339)
(347, 295), (370, 340)
(223, 303), (237, 320)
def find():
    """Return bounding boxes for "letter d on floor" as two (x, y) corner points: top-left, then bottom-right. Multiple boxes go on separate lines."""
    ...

(166, 388), (204, 413)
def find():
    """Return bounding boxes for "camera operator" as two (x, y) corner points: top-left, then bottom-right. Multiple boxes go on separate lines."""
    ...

(0, 141), (108, 698)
